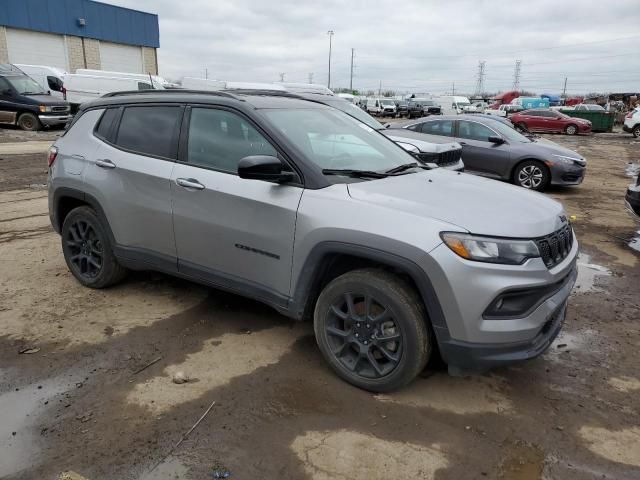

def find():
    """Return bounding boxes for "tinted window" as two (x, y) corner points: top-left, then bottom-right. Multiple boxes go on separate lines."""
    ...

(116, 106), (181, 158)
(95, 108), (119, 140)
(420, 120), (454, 136)
(458, 121), (495, 141)
(187, 108), (277, 173)
(525, 110), (540, 116)
(541, 111), (557, 118)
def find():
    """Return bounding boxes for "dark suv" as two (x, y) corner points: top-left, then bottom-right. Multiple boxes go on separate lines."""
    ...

(0, 64), (71, 130)
(408, 99), (441, 119)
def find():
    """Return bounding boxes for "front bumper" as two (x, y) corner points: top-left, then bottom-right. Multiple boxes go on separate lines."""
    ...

(550, 162), (586, 186)
(626, 183), (640, 217)
(39, 114), (72, 127)
(421, 234), (578, 371)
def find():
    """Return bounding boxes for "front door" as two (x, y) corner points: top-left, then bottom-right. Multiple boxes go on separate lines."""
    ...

(455, 120), (511, 178)
(171, 106), (303, 301)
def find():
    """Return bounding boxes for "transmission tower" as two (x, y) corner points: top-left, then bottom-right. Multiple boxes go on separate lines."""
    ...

(474, 61), (486, 96)
(308, 72), (314, 84)
(279, 72), (286, 82)
(512, 60), (522, 91)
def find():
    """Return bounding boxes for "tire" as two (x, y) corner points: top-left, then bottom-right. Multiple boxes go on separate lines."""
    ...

(313, 268), (431, 392)
(632, 125), (640, 138)
(61, 206), (127, 288)
(513, 160), (550, 191)
(514, 122), (528, 133)
(17, 112), (42, 131)
(565, 124), (578, 135)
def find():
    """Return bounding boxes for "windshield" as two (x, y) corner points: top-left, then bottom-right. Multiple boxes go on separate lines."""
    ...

(381, 99), (395, 105)
(262, 107), (416, 174)
(485, 119), (532, 143)
(456, 102), (471, 107)
(328, 99), (384, 130)
(5, 75), (46, 94)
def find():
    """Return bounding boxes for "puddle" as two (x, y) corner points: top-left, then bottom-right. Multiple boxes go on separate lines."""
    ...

(0, 375), (72, 478)
(139, 457), (189, 480)
(574, 253), (611, 293)
(547, 328), (601, 363)
(498, 443), (545, 480)
(628, 231), (640, 253)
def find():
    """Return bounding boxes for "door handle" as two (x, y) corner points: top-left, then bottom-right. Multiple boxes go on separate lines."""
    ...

(176, 178), (205, 190)
(95, 159), (116, 169)
(71, 154), (85, 160)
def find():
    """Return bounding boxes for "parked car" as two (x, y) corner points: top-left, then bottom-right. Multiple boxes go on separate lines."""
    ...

(0, 64), (71, 130)
(510, 109), (592, 135)
(395, 100), (409, 118)
(407, 99), (441, 118)
(387, 115), (586, 191)
(64, 74), (160, 109)
(14, 64), (67, 100)
(623, 107), (640, 138)
(287, 92), (464, 172)
(626, 173), (640, 217)
(367, 98), (397, 117)
(49, 90), (578, 391)
(485, 104), (524, 117)
(432, 95), (478, 115)
(574, 104), (605, 112)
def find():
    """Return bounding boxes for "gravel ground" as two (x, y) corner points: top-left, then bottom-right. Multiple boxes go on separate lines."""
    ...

(0, 129), (639, 480)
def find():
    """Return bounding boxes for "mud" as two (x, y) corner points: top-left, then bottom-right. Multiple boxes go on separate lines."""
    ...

(0, 131), (638, 479)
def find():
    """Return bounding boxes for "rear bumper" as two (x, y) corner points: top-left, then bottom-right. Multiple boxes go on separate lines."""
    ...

(623, 124), (637, 133)
(39, 114), (72, 126)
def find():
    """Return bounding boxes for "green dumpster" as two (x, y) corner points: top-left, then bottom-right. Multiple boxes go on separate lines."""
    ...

(560, 109), (615, 133)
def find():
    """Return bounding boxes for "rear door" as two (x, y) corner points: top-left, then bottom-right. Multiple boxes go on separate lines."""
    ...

(455, 119), (511, 177)
(84, 105), (182, 266)
(171, 106), (303, 300)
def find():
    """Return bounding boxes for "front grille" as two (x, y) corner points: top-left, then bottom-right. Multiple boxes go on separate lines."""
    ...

(52, 106), (69, 113)
(417, 149), (461, 166)
(535, 224), (573, 269)
(427, 107), (441, 114)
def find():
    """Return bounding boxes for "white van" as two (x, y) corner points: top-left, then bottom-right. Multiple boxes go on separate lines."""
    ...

(432, 95), (477, 115)
(64, 74), (160, 106)
(366, 98), (397, 116)
(14, 64), (67, 100)
(76, 69), (175, 88)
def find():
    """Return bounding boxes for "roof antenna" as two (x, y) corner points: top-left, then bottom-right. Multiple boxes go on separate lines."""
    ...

(149, 72), (155, 89)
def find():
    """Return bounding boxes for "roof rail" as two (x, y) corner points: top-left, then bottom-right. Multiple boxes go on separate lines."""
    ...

(101, 89), (240, 99)
(222, 88), (302, 98)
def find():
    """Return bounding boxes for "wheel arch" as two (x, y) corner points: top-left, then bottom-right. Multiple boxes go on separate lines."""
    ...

(289, 242), (449, 337)
(510, 157), (550, 183)
(52, 187), (116, 245)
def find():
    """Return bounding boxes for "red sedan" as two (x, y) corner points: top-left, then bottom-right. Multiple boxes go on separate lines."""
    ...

(510, 109), (592, 135)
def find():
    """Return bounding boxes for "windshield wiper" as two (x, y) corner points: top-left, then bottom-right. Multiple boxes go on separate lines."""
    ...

(322, 168), (389, 179)
(384, 162), (423, 174)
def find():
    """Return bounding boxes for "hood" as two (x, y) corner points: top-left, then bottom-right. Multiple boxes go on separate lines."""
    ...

(522, 138), (586, 163)
(347, 170), (566, 238)
(23, 94), (68, 106)
(383, 130), (461, 153)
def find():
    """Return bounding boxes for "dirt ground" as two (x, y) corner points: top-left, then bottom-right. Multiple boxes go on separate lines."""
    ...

(0, 127), (639, 480)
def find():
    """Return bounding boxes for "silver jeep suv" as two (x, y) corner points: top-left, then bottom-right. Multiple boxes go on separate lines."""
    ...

(48, 90), (578, 392)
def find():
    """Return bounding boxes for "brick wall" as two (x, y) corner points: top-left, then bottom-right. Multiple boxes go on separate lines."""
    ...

(0, 27), (8, 63)
(84, 38), (100, 69)
(66, 35), (85, 72)
(142, 47), (158, 75)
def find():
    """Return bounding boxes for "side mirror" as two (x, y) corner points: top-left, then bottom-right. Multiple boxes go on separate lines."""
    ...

(238, 155), (294, 183)
(488, 135), (505, 144)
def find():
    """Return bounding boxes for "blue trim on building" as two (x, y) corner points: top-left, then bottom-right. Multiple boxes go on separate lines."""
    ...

(0, 0), (159, 48)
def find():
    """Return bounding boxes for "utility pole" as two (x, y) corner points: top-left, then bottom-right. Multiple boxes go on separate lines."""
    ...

(512, 60), (522, 91)
(474, 60), (486, 96)
(562, 77), (568, 99)
(378, 80), (382, 97)
(205, 68), (208, 80)
(349, 48), (355, 91)
(327, 30), (334, 89)
(308, 72), (314, 84)
(452, 82), (455, 95)
(279, 72), (285, 82)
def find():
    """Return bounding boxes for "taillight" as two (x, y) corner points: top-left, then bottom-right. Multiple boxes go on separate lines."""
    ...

(48, 146), (58, 167)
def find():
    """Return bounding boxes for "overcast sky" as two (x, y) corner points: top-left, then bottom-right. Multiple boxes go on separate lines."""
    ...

(108, 0), (639, 96)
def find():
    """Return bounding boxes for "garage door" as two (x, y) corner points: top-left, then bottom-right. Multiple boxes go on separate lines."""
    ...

(6, 28), (68, 70)
(100, 42), (143, 73)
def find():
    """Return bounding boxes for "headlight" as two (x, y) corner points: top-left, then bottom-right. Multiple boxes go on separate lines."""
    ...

(552, 154), (586, 166)
(39, 105), (52, 113)
(440, 232), (540, 265)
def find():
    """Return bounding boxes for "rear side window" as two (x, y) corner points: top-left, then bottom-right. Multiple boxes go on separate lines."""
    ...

(115, 106), (181, 159)
(95, 108), (119, 140)
(420, 120), (454, 136)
